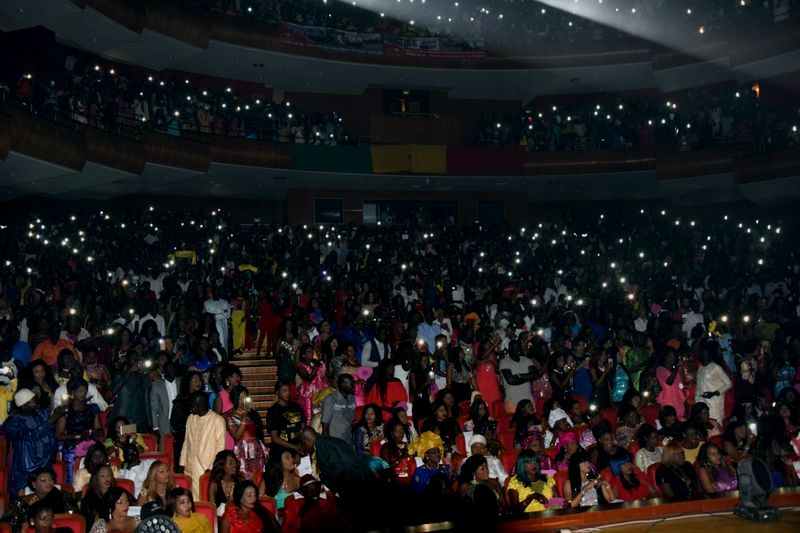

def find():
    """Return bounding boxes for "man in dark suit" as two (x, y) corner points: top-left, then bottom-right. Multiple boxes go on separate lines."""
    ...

(150, 361), (180, 438)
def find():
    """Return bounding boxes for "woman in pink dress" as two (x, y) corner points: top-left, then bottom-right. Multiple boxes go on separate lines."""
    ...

(656, 350), (686, 421)
(475, 340), (503, 417)
(225, 386), (267, 481)
(214, 365), (242, 450)
(295, 343), (327, 423)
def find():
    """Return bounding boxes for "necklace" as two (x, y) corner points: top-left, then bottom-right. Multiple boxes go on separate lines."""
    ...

(222, 479), (235, 501)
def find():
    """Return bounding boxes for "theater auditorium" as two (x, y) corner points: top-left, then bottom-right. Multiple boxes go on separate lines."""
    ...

(1, 1), (800, 532)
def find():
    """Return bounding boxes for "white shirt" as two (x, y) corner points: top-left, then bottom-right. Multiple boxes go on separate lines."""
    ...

(361, 340), (389, 369)
(53, 382), (108, 411)
(164, 378), (178, 420)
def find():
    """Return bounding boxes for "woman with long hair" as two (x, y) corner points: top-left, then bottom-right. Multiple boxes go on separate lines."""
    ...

(225, 386), (267, 480)
(24, 360), (58, 408)
(722, 419), (753, 466)
(687, 402), (723, 440)
(409, 354), (435, 423)
(588, 348), (613, 410)
(136, 460), (178, 507)
(0, 468), (75, 531)
(380, 418), (410, 468)
(365, 358), (407, 416)
(167, 487), (213, 533)
(510, 399), (538, 449)
(634, 424), (662, 473)
(258, 449), (300, 524)
(464, 397), (497, 438)
(696, 442), (738, 494)
(220, 481), (276, 533)
(446, 345), (474, 404)
(80, 465), (116, 530)
(608, 455), (657, 502)
(88, 487), (138, 533)
(506, 450), (560, 513)
(474, 340), (503, 416)
(353, 403), (384, 456)
(208, 450), (243, 507)
(421, 400), (461, 451)
(295, 343), (326, 423)
(562, 451), (615, 508)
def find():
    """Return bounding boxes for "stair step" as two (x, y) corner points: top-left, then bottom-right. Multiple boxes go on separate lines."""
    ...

(240, 368), (277, 377)
(232, 358), (277, 367)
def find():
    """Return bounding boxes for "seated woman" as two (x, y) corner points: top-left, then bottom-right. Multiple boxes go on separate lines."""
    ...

(590, 422), (628, 472)
(168, 487), (213, 533)
(464, 397), (497, 437)
(553, 431), (580, 472)
(634, 424), (663, 473)
(137, 460), (178, 507)
(687, 402), (723, 440)
(352, 403), (384, 456)
(722, 420), (753, 467)
(655, 442), (700, 499)
(1, 468), (75, 531)
(681, 425), (704, 464)
(469, 435), (508, 486)
(614, 404), (641, 450)
(421, 400), (462, 453)
(409, 432), (452, 495)
(380, 418), (410, 467)
(510, 399), (539, 449)
(258, 449), (300, 524)
(456, 454), (507, 512)
(104, 416), (148, 463)
(80, 465), (116, 530)
(220, 481), (276, 533)
(208, 450), (244, 509)
(506, 450), (561, 513)
(73, 443), (117, 493)
(26, 500), (73, 533)
(391, 406), (418, 442)
(657, 405), (682, 442)
(608, 455), (658, 502)
(696, 442), (738, 494)
(89, 487), (139, 533)
(755, 436), (799, 488)
(563, 451), (616, 508)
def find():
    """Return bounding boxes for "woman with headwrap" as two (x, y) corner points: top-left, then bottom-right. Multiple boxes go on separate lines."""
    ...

(409, 432), (451, 495)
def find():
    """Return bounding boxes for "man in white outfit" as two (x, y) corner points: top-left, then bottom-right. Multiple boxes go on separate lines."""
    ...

(204, 290), (232, 353)
(695, 339), (732, 423)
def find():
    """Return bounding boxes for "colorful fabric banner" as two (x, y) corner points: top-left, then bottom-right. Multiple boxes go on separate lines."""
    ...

(289, 144), (373, 173)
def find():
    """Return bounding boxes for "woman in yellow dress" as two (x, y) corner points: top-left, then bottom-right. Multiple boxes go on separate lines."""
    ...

(506, 450), (561, 513)
(168, 487), (212, 533)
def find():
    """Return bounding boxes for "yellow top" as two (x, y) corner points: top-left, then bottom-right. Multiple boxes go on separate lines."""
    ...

(507, 475), (557, 513)
(173, 512), (212, 533)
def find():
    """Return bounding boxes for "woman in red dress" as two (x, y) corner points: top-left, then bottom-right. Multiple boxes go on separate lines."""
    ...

(365, 359), (408, 422)
(474, 341), (503, 417)
(220, 481), (276, 533)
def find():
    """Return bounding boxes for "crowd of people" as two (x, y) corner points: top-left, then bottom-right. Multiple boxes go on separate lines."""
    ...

(480, 84), (800, 153)
(4, 46), (348, 145)
(173, 0), (798, 47)
(0, 203), (799, 531)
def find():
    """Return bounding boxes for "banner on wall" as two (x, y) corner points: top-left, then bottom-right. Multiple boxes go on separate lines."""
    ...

(383, 34), (487, 58)
(278, 23), (383, 55)
(278, 23), (487, 58)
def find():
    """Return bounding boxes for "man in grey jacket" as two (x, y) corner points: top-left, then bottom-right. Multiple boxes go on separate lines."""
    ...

(150, 361), (179, 438)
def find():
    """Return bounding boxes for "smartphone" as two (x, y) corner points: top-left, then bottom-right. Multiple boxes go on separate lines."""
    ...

(243, 396), (253, 409)
(119, 423), (137, 436)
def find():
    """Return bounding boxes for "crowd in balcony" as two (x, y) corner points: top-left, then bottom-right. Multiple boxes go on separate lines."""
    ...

(481, 84), (799, 153)
(0, 201), (799, 531)
(2, 49), (348, 145)
(174, 0), (798, 46)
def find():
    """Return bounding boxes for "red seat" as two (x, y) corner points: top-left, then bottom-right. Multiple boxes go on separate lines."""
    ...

(497, 430), (514, 451)
(496, 414), (513, 432)
(455, 433), (467, 455)
(115, 478), (135, 495)
(709, 435), (723, 450)
(543, 446), (559, 458)
(199, 472), (211, 501)
(141, 434), (158, 453)
(52, 460), (67, 486)
(501, 448), (521, 475)
(0, 435), (7, 459)
(458, 401), (471, 415)
(600, 407), (618, 432)
(647, 462), (662, 494)
(141, 452), (171, 468)
(628, 441), (641, 456)
(25, 513), (86, 533)
(554, 470), (569, 498)
(1, 518), (10, 533)
(0, 492), (8, 519)
(258, 496), (277, 515)
(395, 455), (417, 484)
(457, 415), (468, 431)
(194, 501), (216, 530)
(640, 405), (660, 426)
(370, 439), (384, 458)
(353, 406), (364, 426)
(173, 473), (191, 491)
(451, 453), (465, 472)
(163, 433), (175, 464)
